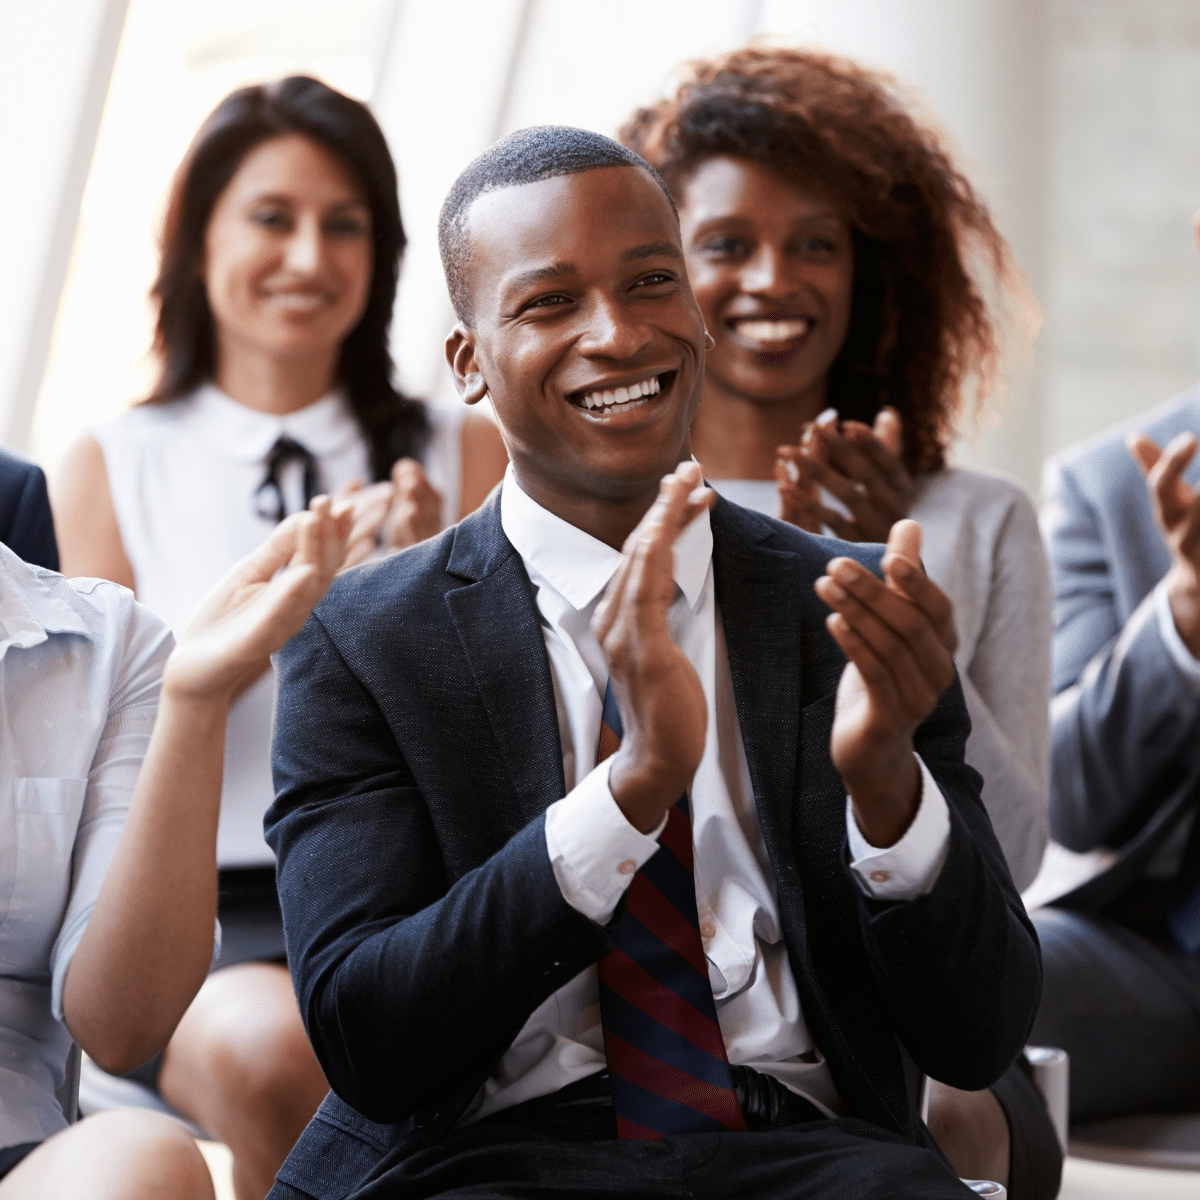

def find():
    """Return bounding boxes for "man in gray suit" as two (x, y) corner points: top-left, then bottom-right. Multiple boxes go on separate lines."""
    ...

(1033, 377), (1200, 1122)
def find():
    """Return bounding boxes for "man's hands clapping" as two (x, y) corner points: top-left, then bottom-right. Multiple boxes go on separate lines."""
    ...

(815, 519), (958, 847)
(592, 462), (716, 834)
(1129, 429), (1200, 658)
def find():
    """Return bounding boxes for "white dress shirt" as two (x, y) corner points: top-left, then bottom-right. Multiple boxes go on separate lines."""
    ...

(464, 470), (952, 1123)
(0, 544), (172, 1148)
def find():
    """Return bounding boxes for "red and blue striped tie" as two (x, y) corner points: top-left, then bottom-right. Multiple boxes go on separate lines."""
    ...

(596, 679), (746, 1140)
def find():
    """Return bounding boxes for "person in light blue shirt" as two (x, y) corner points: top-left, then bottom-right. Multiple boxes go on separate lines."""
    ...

(0, 499), (347, 1199)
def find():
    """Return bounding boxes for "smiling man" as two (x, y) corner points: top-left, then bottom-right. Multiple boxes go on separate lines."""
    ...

(264, 127), (1039, 1200)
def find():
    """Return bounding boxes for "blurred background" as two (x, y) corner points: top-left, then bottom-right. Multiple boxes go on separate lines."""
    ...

(3, 0), (1199, 498)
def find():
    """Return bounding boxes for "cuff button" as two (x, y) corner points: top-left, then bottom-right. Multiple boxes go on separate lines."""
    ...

(617, 859), (637, 876)
(869, 869), (891, 883)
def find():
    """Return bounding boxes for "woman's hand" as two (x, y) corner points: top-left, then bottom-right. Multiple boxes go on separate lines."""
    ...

(163, 496), (351, 704)
(379, 457), (443, 549)
(776, 407), (915, 542)
(336, 458), (443, 569)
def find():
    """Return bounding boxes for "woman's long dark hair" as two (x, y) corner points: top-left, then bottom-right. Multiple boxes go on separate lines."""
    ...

(622, 48), (1031, 476)
(146, 75), (426, 480)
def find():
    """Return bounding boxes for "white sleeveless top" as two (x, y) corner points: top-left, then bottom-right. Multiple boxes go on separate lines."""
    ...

(93, 384), (462, 867)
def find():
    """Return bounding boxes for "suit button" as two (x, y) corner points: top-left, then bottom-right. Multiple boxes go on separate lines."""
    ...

(414, 1106), (440, 1128)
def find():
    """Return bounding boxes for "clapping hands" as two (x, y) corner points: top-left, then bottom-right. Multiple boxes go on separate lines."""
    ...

(1128, 429), (1200, 657)
(337, 457), (443, 569)
(593, 461), (716, 833)
(776, 407), (915, 542)
(164, 496), (351, 705)
(815, 519), (958, 847)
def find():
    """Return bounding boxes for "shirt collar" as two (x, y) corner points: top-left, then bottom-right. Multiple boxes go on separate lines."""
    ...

(499, 465), (713, 612)
(192, 382), (361, 463)
(0, 544), (90, 658)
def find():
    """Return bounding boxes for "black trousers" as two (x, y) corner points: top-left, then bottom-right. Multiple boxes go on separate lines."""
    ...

(350, 1101), (973, 1200)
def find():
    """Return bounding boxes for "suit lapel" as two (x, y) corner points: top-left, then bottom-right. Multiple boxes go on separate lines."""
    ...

(711, 499), (805, 880)
(444, 495), (566, 828)
(711, 499), (911, 1131)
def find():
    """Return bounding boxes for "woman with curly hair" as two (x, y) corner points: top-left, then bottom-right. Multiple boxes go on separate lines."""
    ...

(622, 46), (1056, 1199)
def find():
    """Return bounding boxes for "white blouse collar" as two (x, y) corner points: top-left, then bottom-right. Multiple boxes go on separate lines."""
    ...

(190, 383), (361, 463)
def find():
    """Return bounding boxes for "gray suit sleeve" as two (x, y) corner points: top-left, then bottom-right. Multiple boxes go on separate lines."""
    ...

(1043, 457), (1200, 851)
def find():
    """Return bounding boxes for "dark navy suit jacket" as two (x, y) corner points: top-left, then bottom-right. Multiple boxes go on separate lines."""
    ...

(265, 493), (1040, 1200)
(0, 448), (58, 572)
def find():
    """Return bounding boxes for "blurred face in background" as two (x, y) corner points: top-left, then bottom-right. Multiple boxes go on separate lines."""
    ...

(202, 133), (374, 378)
(678, 156), (854, 421)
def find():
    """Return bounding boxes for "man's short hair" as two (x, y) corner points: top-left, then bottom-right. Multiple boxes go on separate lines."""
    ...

(438, 125), (677, 324)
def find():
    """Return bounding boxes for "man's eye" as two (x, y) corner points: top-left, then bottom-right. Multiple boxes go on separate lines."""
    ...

(635, 271), (674, 288)
(524, 293), (570, 311)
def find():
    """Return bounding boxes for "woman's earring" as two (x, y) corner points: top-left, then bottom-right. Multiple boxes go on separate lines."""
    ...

(703, 329), (716, 350)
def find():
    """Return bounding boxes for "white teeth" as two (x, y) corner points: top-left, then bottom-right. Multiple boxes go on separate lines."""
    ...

(736, 318), (810, 343)
(578, 374), (662, 411)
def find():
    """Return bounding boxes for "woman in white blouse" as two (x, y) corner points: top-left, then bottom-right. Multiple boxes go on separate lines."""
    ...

(622, 48), (1057, 1200)
(53, 77), (505, 1199)
(0, 500), (347, 1198)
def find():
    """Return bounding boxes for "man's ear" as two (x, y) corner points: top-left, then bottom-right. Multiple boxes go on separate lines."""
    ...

(446, 323), (488, 406)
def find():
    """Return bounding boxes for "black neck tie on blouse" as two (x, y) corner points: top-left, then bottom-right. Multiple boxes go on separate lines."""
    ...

(254, 435), (319, 524)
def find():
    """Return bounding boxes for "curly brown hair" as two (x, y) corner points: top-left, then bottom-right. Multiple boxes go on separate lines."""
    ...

(620, 46), (1019, 475)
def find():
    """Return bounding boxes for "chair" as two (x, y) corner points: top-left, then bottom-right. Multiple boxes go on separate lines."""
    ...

(905, 1043), (1071, 1199)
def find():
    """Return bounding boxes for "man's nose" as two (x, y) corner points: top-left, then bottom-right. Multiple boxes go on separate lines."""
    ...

(579, 294), (651, 359)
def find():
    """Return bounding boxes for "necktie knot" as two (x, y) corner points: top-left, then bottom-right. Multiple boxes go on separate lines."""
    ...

(255, 435), (320, 523)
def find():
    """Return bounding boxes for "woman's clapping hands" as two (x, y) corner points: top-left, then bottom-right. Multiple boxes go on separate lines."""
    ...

(776, 406), (915, 543)
(163, 496), (351, 704)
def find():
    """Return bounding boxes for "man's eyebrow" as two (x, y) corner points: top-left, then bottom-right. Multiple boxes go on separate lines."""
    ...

(621, 241), (683, 263)
(504, 261), (579, 294)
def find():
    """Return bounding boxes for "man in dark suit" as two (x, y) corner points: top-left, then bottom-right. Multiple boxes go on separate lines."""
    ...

(0, 447), (59, 571)
(265, 128), (1039, 1199)
(1032, 381), (1200, 1123)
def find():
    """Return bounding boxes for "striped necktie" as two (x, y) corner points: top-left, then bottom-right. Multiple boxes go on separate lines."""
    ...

(596, 679), (746, 1139)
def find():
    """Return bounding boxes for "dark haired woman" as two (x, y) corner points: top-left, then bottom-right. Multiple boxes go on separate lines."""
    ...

(622, 47), (1056, 1199)
(53, 77), (506, 1198)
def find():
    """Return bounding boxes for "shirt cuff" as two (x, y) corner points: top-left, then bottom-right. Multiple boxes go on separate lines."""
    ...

(845, 754), (951, 900)
(544, 760), (668, 923)
(1154, 579), (1200, 689)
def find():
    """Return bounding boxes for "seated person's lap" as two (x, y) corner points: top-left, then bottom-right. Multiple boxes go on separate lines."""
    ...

(1032, 907), (1200, 1122)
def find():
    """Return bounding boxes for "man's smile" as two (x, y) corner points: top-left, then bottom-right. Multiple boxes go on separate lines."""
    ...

(565, 369), (678, 417)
